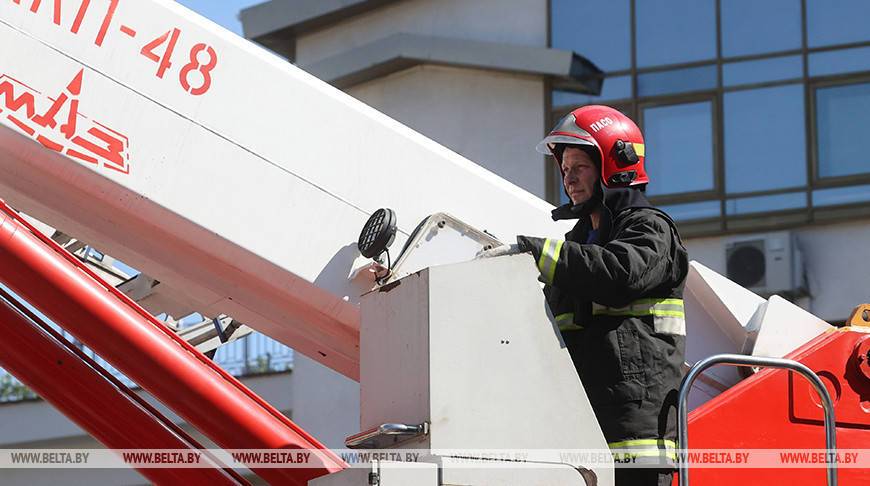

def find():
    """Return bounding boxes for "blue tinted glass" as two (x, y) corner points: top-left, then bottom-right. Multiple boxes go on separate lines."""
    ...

(724, 84), (807, 193)
(637, 65), (717, 97)
(551, 0), (631, 72)
(658, 200), (721, 221)
(807, 0), (870, 47)
(816, 82), (870, 178)
(636, 0), (716, 68)
(552, 76), (632, 107)
(723, 55), (803, 87)
(721, 0), (801, 57)
(725, 192), (806, 215)
(643, 101), (715, 195)
(214, 332), (294, 375)
(813, 184), (870, 206)
(809, 46), (870, 77)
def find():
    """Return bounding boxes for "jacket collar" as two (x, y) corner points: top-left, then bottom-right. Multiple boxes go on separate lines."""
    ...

(551, 185), (653, 243)
(551, 185), (652, 221)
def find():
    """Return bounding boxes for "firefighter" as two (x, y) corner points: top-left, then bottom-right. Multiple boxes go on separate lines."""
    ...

(481, 105), (688, 486)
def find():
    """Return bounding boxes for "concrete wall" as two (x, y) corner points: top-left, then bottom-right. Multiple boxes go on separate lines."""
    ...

(287, 355), (360, 450)
(349, 65), (548, 197)
(295, 0), (548, 65)
(685, 220), (870, 322)
(292, 0), (551, 199)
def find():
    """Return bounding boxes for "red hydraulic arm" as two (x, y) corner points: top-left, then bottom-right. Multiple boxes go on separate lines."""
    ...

(0, 203), (346, 486)
(0, 288), (248, 485)
(679, 325), (870, 485)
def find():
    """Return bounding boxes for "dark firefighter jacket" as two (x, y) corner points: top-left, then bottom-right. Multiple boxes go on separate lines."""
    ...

(517, 187), (688, 465)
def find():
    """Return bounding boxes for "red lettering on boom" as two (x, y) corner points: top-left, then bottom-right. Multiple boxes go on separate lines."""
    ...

(0, 79), (37, 118)
(0, 70), (131, 174)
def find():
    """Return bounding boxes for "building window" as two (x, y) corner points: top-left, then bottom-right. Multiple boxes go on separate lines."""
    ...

(637, 65), (717, 97)
(635, 0), (716, 68)
(724, 84), (807, 194)
(659, 200), (721, 221)
(548, 0), (870, 235)
(815, 81), (870, 179)
(720, 0), (801, 58)
(813, 184), (870, 207)
(809, 46), (870, 77)
(723, 55), (803, 88)
(551, 0), (631, 72)
(725, 192), (807, 216)
(641, 100), (716, 196)
(806, 0), (870, 48)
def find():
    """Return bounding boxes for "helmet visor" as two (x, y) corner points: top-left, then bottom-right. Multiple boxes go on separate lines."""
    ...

(535, 134), (595, 155)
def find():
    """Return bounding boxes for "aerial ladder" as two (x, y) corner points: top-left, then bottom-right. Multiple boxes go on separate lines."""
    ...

(0, 1), (867, 485)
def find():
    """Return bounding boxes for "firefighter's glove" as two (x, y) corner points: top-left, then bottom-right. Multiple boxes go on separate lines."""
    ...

(515, 236), (543, 258)
(476, 237), (543, 261)
(475, 243), (522, 259)
(515, 236), (551, 285)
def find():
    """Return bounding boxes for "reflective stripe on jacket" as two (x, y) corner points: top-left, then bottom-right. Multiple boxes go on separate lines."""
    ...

(558, 298), (686, 336)
(610, 438), (678, 463)
(592, 298), (686, 336)
(517, 192), (688, 465)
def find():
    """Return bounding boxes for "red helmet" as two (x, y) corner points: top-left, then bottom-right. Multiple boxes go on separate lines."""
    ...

(536, 105), (648, 188)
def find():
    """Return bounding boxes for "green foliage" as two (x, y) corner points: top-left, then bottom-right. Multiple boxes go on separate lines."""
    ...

(0, 374), (37, 402)
(249, 353), (272, 374)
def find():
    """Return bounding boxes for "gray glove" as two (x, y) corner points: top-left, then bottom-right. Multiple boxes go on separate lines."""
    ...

(475, 243), (522, 259)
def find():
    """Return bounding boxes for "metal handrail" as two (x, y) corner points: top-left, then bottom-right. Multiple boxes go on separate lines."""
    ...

(345, 422), (429, 449)
(678, 354), (838, 486)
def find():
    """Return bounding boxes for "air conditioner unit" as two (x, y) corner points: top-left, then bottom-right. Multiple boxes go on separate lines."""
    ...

(724, 231), (804, 296)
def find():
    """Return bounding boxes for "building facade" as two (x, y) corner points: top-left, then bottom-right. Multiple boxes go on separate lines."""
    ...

(551, 0), (870, 237)
(241, 0), (870, 323)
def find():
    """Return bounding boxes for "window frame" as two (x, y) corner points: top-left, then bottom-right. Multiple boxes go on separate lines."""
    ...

(633, 0), (718, 69)
(721, 82), (810, 195)
(809, 75), (870, 188)
(638, 93), (722, 206)
(545, 0), (870, 237)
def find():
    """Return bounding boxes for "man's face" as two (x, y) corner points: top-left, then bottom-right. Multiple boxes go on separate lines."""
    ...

(561, 147), (599, 205)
